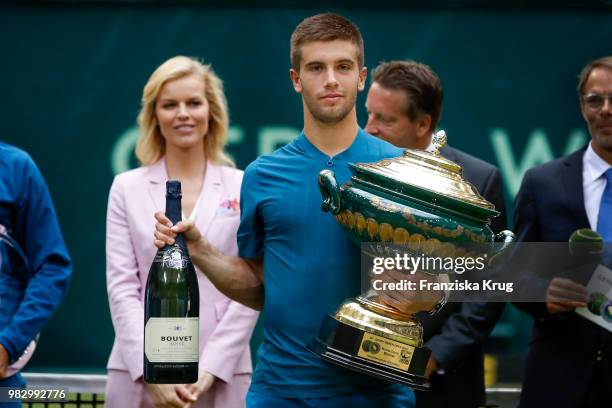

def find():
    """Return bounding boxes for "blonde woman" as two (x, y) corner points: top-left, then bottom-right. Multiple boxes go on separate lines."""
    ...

(105, 56), (258, 408)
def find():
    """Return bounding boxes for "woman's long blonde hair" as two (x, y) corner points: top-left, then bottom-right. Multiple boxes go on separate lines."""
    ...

(135, 56), (234, 166)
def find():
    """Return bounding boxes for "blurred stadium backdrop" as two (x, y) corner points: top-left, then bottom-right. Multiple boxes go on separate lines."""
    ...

(2, 0), (611, 386)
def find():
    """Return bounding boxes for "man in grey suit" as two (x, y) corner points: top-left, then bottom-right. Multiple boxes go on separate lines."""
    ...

(364, 60), (506, 408)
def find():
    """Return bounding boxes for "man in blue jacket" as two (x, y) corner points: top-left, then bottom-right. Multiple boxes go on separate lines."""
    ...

(0, 141), (72, 406)
(513, 56), (612, 408)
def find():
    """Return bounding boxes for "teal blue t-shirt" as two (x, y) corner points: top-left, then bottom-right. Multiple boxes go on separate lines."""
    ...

(238, 129), (411, 398)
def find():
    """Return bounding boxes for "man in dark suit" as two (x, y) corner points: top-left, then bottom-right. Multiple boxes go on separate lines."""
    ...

(364, 60), (506, 408)
(513, 56), (612, 407)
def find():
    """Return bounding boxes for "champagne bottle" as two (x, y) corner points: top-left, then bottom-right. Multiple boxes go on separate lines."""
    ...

(144, 180), (199, 383)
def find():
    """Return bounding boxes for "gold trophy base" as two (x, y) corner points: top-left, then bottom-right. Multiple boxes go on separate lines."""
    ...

(308, 297), (431, 390)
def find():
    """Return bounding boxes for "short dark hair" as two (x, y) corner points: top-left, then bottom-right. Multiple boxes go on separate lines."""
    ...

(372, 60), (443, 132)
(290, 13), (364, 71)
(577, 56), (612, 95)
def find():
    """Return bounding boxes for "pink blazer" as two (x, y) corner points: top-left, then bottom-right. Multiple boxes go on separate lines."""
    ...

(105, 159), (258, 385)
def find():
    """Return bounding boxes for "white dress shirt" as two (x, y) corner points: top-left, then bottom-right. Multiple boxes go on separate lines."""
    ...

(583, 142), (612, 230)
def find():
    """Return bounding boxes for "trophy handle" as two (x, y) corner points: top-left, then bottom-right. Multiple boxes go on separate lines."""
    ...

(485, 230), (515, 267)
(318, 170), (342, 214)
(494, 230), (515, 251)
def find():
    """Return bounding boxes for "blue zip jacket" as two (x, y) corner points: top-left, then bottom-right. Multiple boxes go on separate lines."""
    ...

(0, 141), (72, 363)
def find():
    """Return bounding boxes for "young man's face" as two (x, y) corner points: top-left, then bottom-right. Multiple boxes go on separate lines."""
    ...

(290, 40), (367, 124)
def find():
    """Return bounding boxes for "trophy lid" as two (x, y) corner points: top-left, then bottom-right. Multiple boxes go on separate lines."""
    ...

(350, 131), (498, 218)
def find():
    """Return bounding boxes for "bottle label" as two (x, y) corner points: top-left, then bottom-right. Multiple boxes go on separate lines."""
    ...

(145, 317), (199, 363)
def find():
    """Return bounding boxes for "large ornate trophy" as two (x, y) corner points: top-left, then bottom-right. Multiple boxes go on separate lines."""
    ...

(308, 131), (514, 390)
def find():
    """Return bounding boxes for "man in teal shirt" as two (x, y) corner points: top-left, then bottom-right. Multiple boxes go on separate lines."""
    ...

(154, 13), (414, 407)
